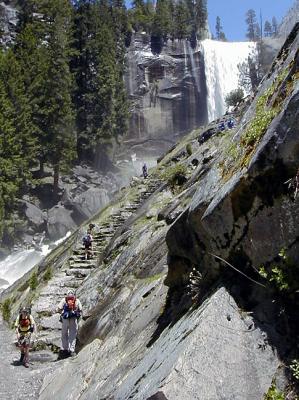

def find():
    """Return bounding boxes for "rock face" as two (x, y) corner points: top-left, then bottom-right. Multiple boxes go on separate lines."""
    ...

(39, 287), (280, 400)
(123, 34), (208, 160)
(1, 22), (299, 400)
(166, 23), (299, 287)
(0, 1), (18, 47)
(279, 0), (299, 40)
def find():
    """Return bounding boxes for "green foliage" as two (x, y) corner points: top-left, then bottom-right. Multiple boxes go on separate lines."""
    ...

(17, 280), (29, 292)
(259, 248), (299, 294)
(290, 359), (299, 381)
(186, 143), (192, 156)
(162, 163), (187, 187)
(43, 267), (53, 282)
(128, 0), (208, 42)
(241, 87), (278, 147)
(73, 0), (129, 164)
(264, 383), (285, 400)
(225, 88), (244, 107)
(1, 298), (12, 322)
(29, 271), (38, 291)
(221, 67), (294, 180)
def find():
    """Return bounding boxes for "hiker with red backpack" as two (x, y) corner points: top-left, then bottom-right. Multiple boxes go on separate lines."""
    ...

(57, 290), (82, 357)
(15, 307), (36, 368)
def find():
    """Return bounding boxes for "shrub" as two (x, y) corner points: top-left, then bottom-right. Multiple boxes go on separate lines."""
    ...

(259, 248), (299, 294)
(29, 271), (38, 290)
(186, 143), (192, 156)
(162, 164), (187, 187)
(264, 383), (285, 400)
(43, 267), (52, 282)
(225, 88), (244, 107)
(1, 298), (12, 322)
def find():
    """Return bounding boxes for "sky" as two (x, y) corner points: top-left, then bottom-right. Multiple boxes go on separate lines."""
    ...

(207, 0), (296, 41)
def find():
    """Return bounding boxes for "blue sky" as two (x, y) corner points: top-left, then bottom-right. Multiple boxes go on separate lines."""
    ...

(207, 0), (295, 41)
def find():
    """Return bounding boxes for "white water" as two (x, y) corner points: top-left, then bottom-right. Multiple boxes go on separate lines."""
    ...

(201, 39), (256, 121)
(0, 232), (71, 289)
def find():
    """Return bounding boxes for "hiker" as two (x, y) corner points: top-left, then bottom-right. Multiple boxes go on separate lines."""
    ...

(218, 121), (225, 131)
(142, 163), (148, 179)
(57, 290), (82, 357)
(227, 118), (234, 129)
(83, 230), (93, 260)
(88, 223), (95, 234)
(15, 307), (36, 368)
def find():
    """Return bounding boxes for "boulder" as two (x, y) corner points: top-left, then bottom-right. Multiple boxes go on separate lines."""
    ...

(19, 200), (46, 230)
(73, 188), (109, 217)
(47, 205), (77, 240)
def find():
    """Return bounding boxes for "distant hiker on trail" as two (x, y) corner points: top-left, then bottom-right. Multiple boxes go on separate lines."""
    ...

(88, 223), (95, 234)
(15, 307), (36, 368)
(83, 230), (93, 260)
(218, 121), (225, 131)
(227, 118), (235, 129)
(57, 290), (82, 358)
(142, 163), (148, 179)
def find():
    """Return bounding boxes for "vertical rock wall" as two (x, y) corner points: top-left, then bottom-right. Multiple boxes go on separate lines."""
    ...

(123, 34), (208, 160)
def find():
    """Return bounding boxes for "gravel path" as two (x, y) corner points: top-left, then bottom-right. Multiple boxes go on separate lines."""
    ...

(0, 316), (57, 400)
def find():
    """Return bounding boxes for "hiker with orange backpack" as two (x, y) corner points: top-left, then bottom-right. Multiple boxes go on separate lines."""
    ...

(57, 290), (82, 357)
(15, 307), (36, 368)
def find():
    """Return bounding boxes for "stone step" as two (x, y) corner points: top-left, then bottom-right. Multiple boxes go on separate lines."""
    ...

(70, 254), (98, 261)
(69, 262), (95, 269)
(93, 237), (108, 242)
(65, 279), (85, 288)
(65, 269), (90, 278)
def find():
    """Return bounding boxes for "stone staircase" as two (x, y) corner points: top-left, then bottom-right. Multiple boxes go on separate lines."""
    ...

(32, 177), (163, 351)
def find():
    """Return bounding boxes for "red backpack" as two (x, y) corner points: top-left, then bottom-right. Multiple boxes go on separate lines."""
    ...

(65, 295), (76, 310)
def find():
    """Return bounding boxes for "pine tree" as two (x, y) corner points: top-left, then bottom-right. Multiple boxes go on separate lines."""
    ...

(111, 0), (129, 141)
(174, 0), (191, 40)
(14, 23), (49, 173)
(73, 0), (129, 170)
(215, 16), (222, 40)
(0, 49), (37, 237)
(15, 0), (76, 189)
(246, 9), (258, 41)
(264, 20), (272, 37)
(152, 0), (172, 41)
(40, 0), (76, 194)
(194, 0), (207, 40)
(130, 0), (152, 33)
(215, 16), (226, 41)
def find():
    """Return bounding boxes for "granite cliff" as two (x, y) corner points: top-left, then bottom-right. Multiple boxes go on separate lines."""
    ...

(0, 23), (299, 400)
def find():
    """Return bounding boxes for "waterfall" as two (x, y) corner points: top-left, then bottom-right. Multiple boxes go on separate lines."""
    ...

(201, 39), (256, 121)
(0, 231), (71, 289)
